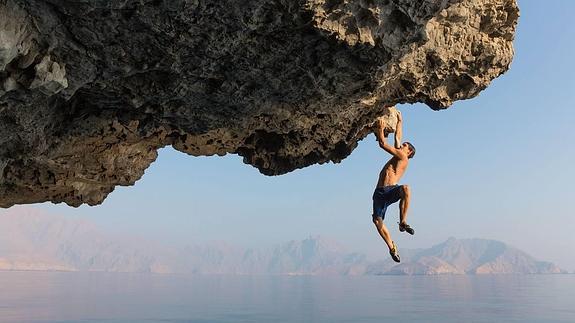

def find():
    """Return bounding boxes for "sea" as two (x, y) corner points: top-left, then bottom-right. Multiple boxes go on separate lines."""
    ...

(0, 272), (573, 323)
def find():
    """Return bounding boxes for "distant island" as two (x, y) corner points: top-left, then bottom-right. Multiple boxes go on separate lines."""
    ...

(0, 208), (567, 275)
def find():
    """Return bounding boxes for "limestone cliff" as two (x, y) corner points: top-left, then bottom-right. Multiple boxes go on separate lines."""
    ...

(0, 0), (519, 207)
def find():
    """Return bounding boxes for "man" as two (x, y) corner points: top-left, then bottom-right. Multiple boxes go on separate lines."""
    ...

(372, 111), (416, 263)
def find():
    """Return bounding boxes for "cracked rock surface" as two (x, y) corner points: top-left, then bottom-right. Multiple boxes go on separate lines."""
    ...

(0, 0), (519, 207)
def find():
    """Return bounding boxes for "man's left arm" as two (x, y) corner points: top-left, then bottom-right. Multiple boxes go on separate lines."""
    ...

(394, 111), (403, 149)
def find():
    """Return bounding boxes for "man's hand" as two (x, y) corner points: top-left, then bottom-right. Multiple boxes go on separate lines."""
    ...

(376, 118), (388, 137)
(375, 117), (388, 148)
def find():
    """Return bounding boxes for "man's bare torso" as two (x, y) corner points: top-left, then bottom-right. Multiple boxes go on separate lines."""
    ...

(376, 157), (409, 187)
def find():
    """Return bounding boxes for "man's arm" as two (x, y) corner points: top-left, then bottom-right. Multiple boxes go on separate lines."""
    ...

(394, 111), (402, 149)
(376, 118), (404, 159)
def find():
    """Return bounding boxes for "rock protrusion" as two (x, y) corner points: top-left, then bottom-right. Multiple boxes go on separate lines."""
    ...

(0, 0), (519, 207)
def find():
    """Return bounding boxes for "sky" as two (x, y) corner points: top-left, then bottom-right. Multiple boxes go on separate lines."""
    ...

(33, 1), (575, 269)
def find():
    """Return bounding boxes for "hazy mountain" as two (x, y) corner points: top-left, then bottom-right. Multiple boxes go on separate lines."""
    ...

(367, 237), (564, 275)
(0, 208), (367, 274)
(176, 237), (367, 275)
(0, 207), (174, 273)
(0, 208), (565, 275)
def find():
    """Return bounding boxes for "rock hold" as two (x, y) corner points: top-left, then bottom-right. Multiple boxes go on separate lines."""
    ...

(0, 0), (519, 207)
(29, 55), (69, 95)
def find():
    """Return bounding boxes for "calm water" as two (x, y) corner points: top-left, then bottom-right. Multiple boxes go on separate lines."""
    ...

(0, 272), (573, 323)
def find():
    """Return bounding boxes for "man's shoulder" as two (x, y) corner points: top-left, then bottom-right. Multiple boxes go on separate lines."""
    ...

(391, 153), (409, 162)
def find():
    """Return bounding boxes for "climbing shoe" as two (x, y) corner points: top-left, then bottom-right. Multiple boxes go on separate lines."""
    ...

(389, 241), (400, 263)
(399, 222), (415, 235)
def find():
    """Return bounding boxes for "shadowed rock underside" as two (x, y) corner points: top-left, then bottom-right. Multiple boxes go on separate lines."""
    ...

(0, 0), (519, 207)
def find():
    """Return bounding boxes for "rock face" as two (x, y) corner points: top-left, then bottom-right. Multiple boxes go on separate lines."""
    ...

(0, 0), (519, 207)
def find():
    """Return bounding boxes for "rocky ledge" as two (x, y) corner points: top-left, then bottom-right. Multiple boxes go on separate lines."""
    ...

(0, 0), (519, 207)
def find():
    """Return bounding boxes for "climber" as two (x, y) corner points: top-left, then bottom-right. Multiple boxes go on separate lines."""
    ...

(372, 110), (416, 263)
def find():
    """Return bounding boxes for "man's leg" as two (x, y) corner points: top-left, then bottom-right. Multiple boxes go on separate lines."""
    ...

(399, 184), (410, 226)
(373, 215), (401, 262)
(372, 216), (393, 251)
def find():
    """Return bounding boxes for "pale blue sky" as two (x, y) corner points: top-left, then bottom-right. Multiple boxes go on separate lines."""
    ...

(38, 1), (574, 269)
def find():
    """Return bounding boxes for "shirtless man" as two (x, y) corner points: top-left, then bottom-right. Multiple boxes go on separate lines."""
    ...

(372, 111), (416, 263)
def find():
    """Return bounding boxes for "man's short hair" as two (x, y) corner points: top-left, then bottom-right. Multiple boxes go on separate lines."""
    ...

(405, 142), (416, 158)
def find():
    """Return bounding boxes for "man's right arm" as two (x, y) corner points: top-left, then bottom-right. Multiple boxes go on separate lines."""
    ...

(376, 119), (403, 159)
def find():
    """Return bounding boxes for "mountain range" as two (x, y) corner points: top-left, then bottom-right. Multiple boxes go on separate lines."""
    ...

(0, 208), (566, 275)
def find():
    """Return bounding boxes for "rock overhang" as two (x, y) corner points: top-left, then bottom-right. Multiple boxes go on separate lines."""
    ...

(0, 0), (519, 207)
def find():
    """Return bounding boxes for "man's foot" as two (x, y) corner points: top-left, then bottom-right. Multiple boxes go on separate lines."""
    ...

(399, 222), (415, 235)
(389, 241), (400, 263)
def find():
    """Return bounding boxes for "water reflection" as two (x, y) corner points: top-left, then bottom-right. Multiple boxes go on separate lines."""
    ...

(0, 272), (573, 322)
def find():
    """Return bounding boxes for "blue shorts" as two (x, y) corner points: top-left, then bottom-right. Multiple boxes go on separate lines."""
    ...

(372, 185), (403, 219)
